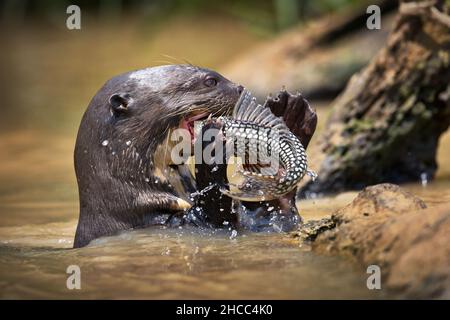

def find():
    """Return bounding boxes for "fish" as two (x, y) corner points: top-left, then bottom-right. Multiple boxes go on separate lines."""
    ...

(197, 89), (315, 202)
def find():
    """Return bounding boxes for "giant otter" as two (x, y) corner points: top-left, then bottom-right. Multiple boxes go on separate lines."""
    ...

(74, 64), (317, 248)
(74, 65), (243, 248)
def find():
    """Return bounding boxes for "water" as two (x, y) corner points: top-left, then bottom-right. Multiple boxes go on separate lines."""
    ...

(0, 224), (386, 299)
(2, 182), (449, 299)
(1, 124), (450, 299)
(0, 130), (388, 299)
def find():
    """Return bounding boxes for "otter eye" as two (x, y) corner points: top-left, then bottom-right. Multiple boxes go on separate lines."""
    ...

(204, 77), (218, 87)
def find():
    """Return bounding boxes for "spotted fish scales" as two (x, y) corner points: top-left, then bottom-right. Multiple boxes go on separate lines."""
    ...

(207, 90), (312, 201)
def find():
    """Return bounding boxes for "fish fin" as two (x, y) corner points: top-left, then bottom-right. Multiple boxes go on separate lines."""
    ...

(232, 90), (252, 119)
(233, 90), (291, 137)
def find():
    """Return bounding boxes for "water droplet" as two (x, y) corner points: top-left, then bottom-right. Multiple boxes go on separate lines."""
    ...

(307, 169), (318, 182)
(126, 140), (131, 146)
(101, 140), (109, 146)
(420, 172), (428, 187)
(229, 229), (238, 239)
(273, 223), (282, 233)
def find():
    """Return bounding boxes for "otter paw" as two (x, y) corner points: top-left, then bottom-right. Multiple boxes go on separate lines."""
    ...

(264, 89), (317, 149)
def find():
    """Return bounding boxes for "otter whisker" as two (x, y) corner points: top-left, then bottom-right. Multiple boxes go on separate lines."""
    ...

(180, 58), (196, 67)
(161, 108), (193, 120)
(159, 54), (181, 65)
(161, 103), (210, 121)
(152, 59), (180, 66)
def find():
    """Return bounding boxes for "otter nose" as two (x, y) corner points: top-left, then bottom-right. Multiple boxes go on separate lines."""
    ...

(236, 85), (244, 95)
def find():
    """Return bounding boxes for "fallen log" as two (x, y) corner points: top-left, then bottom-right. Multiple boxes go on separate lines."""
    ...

(302, 0), (450, 194)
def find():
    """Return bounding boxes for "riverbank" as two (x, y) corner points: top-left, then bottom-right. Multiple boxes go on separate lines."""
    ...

(295, 183), (450, 299)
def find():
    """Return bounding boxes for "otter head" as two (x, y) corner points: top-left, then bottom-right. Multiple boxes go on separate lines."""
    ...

(94, 65), (241, 169)
(77, 64), (244, 182)
(109, 65), (242, 144)
(73, 65), (243, 247)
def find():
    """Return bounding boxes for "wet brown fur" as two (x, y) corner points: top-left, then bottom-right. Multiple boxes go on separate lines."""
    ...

(74, 65), (242, 247)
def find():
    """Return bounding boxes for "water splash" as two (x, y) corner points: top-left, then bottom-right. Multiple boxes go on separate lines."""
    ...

(306, 169), (318, 182)
(189, 183), (216, 198)
(229, 229), (238, 240)
(420, 172), (428, 187)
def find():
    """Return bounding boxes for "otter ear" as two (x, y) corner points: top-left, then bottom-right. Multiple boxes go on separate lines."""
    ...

(109, 93), (131, 115)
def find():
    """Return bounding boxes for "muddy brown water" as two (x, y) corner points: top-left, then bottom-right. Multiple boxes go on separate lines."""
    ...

(1, 112), (449, 299)
(0, 211), (383, 299)
(1, 118), (450, 299)
(0, 227), (380, 299)
(1, 184), (449, 300)
(1, 142), (449, 300)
